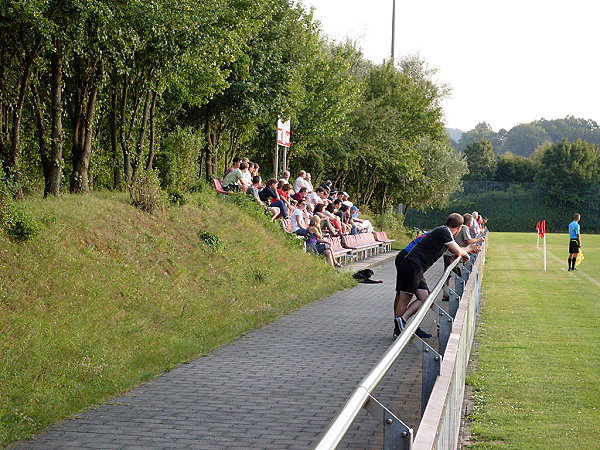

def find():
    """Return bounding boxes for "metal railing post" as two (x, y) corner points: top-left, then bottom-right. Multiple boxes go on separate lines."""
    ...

(436, 306), (453, 355)
(421, 341), (441, 415)
(365, 396), (412, 450)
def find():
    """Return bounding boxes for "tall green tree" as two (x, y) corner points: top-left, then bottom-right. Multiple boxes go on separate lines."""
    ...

(463, 140), (497, 180)
(536, 139), (599, 208)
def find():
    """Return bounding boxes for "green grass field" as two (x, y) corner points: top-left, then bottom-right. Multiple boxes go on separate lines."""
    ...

(468, 232), (600, 449)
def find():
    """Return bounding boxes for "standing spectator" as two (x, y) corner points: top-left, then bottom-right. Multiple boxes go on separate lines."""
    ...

(471, 211), (482, 235)
(442, 213), (485, 300)
(259, 178), (289, 219)
(393, 213), (481, 339)
(568, 213), (582, 271)
(224, 156), (241, 178)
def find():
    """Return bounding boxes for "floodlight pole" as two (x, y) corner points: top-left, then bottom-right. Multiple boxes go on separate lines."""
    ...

(391, 0), (396, 63)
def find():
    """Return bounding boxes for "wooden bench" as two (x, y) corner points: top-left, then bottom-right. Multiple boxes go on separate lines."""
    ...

(211, 178), (231, 195)
(341, 233), (382, 259)
(373, 231), (395, 252)
(322, 236), (355, 265)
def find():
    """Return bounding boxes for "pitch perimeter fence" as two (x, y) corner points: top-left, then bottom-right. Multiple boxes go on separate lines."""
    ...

(315, 239), (487, 449)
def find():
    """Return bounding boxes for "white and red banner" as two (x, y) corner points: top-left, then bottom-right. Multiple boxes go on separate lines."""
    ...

(277, 119), (291, 147)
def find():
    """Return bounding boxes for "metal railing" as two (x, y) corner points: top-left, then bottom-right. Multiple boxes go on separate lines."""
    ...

(314, 245), (485, 450)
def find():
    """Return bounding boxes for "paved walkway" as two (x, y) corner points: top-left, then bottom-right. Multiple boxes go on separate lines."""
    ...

(16, 253), (446, 450)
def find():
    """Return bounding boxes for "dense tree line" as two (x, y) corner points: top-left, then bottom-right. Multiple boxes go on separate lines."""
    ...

(463, 138), (600, 209)
(0, 0), (465, 214)
(454, 116), (600, 157)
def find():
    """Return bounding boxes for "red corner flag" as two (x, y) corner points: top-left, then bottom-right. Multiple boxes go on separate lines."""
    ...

(539, 220), (546, 238)
(535, 221), (540, 234)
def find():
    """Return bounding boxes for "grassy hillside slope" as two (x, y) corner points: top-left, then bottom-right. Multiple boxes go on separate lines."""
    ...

(0, 189), (353, 444)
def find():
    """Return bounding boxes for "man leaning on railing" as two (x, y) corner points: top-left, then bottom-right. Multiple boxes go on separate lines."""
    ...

(393, 213), (482, 339)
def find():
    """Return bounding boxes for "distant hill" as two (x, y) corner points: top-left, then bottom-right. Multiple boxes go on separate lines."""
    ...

(445, 127), (463, 145)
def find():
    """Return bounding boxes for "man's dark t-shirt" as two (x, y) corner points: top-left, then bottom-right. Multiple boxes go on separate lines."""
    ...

(259, 186), (277, 204)
(405, 226), (455, 270)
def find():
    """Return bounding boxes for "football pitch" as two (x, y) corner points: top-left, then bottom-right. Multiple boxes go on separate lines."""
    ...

(468, 232), (600, 449)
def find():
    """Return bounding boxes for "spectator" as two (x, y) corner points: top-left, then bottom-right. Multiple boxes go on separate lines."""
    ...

(313, 203), (338, 236)
(323, 203), (345, 235)
(393, 213), (481, 339)
(279, 170), (291, 185)
(291, 201), (310, 236)
(291, 187), (308, 203)
(336, 204), (358, 235)
(223, 162), (249, 191)
(442, 213), (485, 300)
(306, 216), (340, 267)
(294, 170), (308, 193)
(471, 211), (482, 235)
(259, 178), (289, 219)
(247, 176), (280, 221)
(305, 172), (314, 193)
(224, 156), (241, 178)
(350, 206), (374, 233)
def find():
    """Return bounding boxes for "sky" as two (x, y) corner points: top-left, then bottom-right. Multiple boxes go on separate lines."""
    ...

(299, 0), (600, 132)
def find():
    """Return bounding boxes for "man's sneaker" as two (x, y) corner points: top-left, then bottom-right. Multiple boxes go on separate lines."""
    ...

(415, 327), (432, 339)
(393, 317), (406, 339)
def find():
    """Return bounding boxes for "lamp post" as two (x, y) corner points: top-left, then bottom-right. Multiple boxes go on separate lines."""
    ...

(391, 0), (396, 62)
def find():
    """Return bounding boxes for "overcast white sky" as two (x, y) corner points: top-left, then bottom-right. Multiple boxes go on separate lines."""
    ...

(299, 0), (600, 132)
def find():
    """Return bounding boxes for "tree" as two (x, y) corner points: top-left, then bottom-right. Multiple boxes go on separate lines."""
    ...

(463, 140), (496, 180)
(458, 122), (497, 151)
(501, 123), (550, 156)
(494, 152), (538, 182)
(536, 139), (600, 208)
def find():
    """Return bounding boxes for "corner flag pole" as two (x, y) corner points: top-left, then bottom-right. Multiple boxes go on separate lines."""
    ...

(541, 220), (547, 271)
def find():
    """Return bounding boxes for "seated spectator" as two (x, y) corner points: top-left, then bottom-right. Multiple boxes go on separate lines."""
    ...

(305, 172), (314, 193)
(279, 170), (291, 185)
(291, 201), (310, 236)
(306, 216), (340, 267)
(306, 187), (327, 208)
(324, 203), (346, 234)
(313, 203), (337, 236)
(336, 204), (359, 235)
(247, 176), (280, 221)
(259, 178), (289, 219)
(350, 206), (374, 233)
(291, 187), (308, 203)
(320, 179), (333, 192)
(224, 156), (241, 178)
(294, 170), (308, 193)
(223, 162), (250, 191)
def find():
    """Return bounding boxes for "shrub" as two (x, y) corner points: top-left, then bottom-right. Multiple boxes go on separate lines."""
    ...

(155, 127), (202, 192)
(130, 169), (166, 214)
(168, 190), (188, 206)
(198, 229), (223, 251)
(2, 206), (43, 242)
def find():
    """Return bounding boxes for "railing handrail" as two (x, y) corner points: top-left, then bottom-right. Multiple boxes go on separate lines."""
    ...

(314, 256), (464, 450)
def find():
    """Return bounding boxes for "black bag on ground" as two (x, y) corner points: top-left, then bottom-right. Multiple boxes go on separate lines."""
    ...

(353, 269), (383, 284)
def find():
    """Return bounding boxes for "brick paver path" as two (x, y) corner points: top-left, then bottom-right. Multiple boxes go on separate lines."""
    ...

(17, 253), (446, 449)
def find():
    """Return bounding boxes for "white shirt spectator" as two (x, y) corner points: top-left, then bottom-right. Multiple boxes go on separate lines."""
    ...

(291, 207), (307, 232)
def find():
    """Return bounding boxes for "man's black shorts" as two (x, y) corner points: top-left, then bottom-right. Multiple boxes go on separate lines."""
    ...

(395, 258), (428, 294)
(569, 239), (580, 254)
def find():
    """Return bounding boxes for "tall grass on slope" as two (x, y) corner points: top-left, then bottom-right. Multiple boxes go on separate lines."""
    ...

(0, 191), (353, 444)
(468, 232), (600, 449)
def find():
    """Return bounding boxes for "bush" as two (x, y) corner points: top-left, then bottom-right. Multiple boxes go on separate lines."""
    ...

(155, 127), (202, 192)
(130, 169), (166, 214)
(168, 190), (188, 206)
(372, 212), (410, 239)
(2, 206), (43, 242)
(198, 229), (224, 251)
